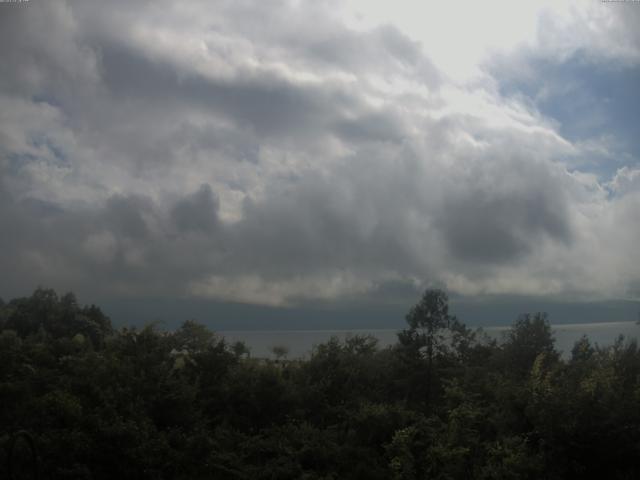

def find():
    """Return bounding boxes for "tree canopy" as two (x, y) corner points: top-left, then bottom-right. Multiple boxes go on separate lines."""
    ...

(0, 288), (639, 479)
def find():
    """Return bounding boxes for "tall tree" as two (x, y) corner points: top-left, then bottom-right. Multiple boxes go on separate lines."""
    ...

(399, 289), (455, 405)
(401, 289), (451, 363)
(502, 312), (557, 377)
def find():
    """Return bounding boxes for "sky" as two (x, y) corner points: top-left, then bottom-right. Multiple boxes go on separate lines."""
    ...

(1, 0), (640, 327)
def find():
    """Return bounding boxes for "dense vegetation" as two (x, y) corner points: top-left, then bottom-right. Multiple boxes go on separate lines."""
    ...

(1, 288), (639, 479)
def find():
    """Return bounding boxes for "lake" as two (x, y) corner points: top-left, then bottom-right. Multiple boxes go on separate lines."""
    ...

(220, 321), (640, 359)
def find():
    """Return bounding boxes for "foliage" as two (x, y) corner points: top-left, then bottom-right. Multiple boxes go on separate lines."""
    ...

(0, 288), (639, 479)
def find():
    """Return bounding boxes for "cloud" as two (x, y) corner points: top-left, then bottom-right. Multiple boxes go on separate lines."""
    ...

(609, 167), (640, 195)
(171, 184), (220, 234)
(0, 0), (639, 308)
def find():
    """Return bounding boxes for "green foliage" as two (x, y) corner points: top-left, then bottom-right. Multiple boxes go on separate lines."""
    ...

(501, 312), (557, 377)
(0, 288), (639, 479)
(271, 344), (290, 361)
(400, 288), (452, 359)
(2, 288), (112, 346)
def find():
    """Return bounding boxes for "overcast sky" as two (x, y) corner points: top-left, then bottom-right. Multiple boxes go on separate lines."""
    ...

(1, 1), (640, 324)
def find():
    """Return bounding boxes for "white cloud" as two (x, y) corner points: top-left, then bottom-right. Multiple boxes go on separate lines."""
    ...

(608, 166), (640, 195)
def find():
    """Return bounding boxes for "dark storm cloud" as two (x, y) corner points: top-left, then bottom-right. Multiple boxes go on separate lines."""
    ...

(105, 195), (154, 240)
(171, 184), (220, 234)
(333, 111), (406, 143)
(438, 186), (572, 263)
(97, 44), (348, 139)
(0, 182), (224, 298)
(216, 140), (444, 285)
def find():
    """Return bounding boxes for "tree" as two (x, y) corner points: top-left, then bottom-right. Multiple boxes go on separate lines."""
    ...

(2, 288), (112, 345)
(172, 319), (216, 353)
(400, 289), (452, 361)
(501, 312), (557, 377)
(398, 289), (456, 405)
(271, 345), (289, 362)
(231, 340), (251, 359)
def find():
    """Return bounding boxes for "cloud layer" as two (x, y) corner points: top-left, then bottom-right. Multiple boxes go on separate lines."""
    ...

(1, 0), (639, 307)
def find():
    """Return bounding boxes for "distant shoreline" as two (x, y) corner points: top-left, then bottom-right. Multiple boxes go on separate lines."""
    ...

(219, 320), (638, 334)
(219, 321), (640, 359)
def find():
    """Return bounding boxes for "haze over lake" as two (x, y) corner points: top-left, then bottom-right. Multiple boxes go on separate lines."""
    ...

(221, 321), (640, 359)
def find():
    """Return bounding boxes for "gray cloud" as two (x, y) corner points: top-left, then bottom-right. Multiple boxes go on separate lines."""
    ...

(0, 0), (639, 308)
(171, 184), (220, 234)
(436, 157), (573, 264)
(438, 192), (563, 264)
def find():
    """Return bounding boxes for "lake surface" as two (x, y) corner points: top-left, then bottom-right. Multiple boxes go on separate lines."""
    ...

(220, 321), (640, 359)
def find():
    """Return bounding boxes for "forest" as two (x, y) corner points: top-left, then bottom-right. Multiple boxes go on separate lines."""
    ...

(1, 288), (639, 479)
